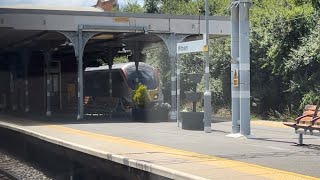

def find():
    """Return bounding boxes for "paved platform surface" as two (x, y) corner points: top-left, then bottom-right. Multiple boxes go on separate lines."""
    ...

(0, 114), (319, 180)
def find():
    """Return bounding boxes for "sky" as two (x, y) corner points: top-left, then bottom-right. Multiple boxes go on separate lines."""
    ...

(0, 0), (144, 8)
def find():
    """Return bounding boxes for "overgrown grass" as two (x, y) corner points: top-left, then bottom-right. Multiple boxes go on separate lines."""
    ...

(267, 109), (298, 122)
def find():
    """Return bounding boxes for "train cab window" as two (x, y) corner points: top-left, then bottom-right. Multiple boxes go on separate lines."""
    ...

(126, 67), (156, 90)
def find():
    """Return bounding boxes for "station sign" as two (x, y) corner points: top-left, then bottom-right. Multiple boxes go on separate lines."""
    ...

(177, 40), (208, 54)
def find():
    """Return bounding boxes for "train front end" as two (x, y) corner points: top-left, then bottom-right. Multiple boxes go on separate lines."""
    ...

(122, 62), (163, 105)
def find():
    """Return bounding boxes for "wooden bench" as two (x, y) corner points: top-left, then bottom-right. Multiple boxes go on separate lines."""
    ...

(84, 96), (127, 119)
(283, 104), (320, 145)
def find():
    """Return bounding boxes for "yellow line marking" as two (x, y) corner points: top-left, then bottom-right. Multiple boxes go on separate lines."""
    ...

(252, 120), (290, 129)
(45, 125), (318, 180)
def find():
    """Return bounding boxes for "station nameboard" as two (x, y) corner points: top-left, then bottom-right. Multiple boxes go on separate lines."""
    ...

(177, 40), (208, 54)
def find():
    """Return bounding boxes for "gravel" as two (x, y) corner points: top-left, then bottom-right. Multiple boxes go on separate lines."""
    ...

(0, 150), (51, 180)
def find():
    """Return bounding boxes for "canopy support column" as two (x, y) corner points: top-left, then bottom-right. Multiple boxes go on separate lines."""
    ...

(230, 0), (240, 134)
(44, 51), (52, 116)
(9, 55), (17, 112)
(157, 33), (187, 123)
(59, 29), (97, 120)
(20, 50), (30, 113)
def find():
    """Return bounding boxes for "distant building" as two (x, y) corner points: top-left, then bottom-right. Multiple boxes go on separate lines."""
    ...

(94, 0), (119, 11)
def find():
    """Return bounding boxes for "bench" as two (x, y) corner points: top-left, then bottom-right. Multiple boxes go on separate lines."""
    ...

(283, 104), (320, 145)
(84, 96), (127, 119)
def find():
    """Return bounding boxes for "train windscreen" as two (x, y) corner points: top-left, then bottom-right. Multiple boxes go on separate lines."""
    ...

(126, 66), (156, 90)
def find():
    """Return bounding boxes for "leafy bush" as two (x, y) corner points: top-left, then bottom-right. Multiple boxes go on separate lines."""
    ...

(268, 108), (297, 122)
(133, 83), (150, 109)
(300, 91), (320, 110)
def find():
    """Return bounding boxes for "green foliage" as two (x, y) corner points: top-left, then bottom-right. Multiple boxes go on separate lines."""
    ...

(249, 0), (318, 113)
(113, 56), (128, 63)
(144, 0), (160, 13)
(120, 0), (144, 13)
(158, 0), (229, 15)
(268, 107), (297, 122)
(133, 83), (151, 109)
(300, 91), (320, 109)
(121, 0), (320, 118)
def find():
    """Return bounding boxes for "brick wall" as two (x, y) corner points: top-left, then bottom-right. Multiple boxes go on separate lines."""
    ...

(94, 0), (118, 11)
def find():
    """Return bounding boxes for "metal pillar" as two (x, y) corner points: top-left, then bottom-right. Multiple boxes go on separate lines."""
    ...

(21, 51), (30, 113)
(204, 0), (212, 133)
(231, 0), (240, 134)
(44, 51), (52, 116)
(9, 56), (17, 111)
(108, 49), (113, 98)
(176, 55), (181, 126)
(60, 29), (97, 120)
(59, 61), (62, 110)
(135, 61), (139, 89)
(239, 0), (251, 135)
(298, 133), (303, 145)
(77, 29), (84, 120)
(128, 42), (143, 89)
(168, 34), (178, 121)
(108, 49), (114, 119)
(157, 34), (187, 122)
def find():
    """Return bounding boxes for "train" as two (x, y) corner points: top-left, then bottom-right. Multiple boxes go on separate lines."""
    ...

(84, 62), (163, 107)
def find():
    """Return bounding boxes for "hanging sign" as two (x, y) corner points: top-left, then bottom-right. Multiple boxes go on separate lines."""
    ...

(177, 40), (207, 54)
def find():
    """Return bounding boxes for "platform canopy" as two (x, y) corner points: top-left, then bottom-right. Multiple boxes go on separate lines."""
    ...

(0, 5), (231, 120)
(0, 5), (230, 52)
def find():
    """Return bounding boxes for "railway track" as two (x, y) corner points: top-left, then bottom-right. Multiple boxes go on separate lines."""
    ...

(0, 150), (51, 180)
(0, 167), (21, 180)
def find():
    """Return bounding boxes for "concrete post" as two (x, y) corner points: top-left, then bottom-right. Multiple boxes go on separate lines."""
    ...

(204, 0), (212, 133)
(231, 0), (240, 134)
(44, 51), (52, 116)
(239, 0), (251, 135)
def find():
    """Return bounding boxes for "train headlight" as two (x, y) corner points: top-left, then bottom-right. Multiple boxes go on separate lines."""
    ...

(154, 94), (158, 99)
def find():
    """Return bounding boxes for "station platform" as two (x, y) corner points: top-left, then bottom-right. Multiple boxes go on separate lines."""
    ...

(0, 114), (319, 180)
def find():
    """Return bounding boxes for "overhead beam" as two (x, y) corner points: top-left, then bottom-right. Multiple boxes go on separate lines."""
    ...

(0, 8), (230, 35)
(0, 31), (48, 52)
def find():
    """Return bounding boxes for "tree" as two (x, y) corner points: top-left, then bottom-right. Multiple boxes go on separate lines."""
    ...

(144, 0), (160, 13)
(121, 0), (320, 118)
(249, 0), (316, 114)
(121, 0), (144, 13)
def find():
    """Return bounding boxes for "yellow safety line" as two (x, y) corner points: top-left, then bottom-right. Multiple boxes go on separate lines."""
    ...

(45, 124), (318, 180)
(252, 120), (290, 129)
